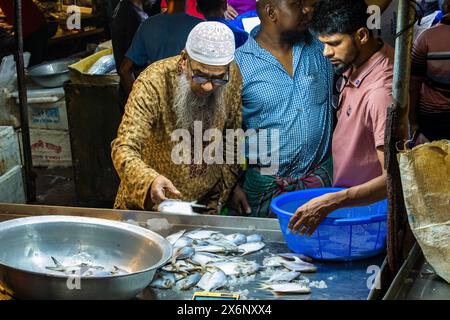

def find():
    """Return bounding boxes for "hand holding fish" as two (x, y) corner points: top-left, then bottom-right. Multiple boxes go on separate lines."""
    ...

(288, 192), (345, 237)
(150, 175), (182, 204)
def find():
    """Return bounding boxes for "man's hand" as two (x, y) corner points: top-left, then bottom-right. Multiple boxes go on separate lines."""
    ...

(224, 4), (238, 20)
(150, 175), (182, 204)
(288, 192), (345, 237)
(230, 185), (252, 215)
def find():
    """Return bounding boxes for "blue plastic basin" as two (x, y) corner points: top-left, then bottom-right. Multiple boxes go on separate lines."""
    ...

(270, 188), (387, 261)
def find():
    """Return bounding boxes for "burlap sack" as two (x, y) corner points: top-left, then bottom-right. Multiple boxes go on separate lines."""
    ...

(398, 140), (450, 283)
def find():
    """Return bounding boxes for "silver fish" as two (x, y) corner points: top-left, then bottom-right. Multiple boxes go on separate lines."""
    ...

(189, 252), (226, 266)
(261, 282), (311, 294)
(150, 272), (176, 289)
(238, 260), (261, 276)
(225, 233), (247, 246)
(262, 255), (285, 268)
(209, 261), (241, 276)
(197, 269), (228, 292)
(172, 247), (195, 261)
(45, 256), (67, 272)
(173, 272), (188, 281)
(193, 245), (236, 254)
(278, 253), (313, 263)
(178, 272), (202, 290)
(206, 238), (237, 248)
(192, 239), (209, 246)
(185, 229), (220, 240)
(173, 236), (194, 248)
(162, 260), (201, 273)
(238, 242), (265, 255)
(166, 230), (186, 245)
(246, 234), (264, 243)
(281, 261), (317, 273)
(265, 271), (301, 283)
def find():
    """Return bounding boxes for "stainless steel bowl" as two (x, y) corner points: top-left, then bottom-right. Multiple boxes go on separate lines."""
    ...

(0, 216), (172, 300)
(27, 59), (78, 88)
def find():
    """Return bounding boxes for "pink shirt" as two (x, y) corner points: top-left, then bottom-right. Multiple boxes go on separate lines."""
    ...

(332, 42), (394, 188)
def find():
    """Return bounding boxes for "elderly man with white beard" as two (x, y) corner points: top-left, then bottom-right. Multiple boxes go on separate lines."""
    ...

(111, 22), (243, 214)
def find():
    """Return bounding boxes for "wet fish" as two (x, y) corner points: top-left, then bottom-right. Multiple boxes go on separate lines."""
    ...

(173, 236), (194, 248)
(45, 256), (67, 272)
(265, 271), (301, 283)
(278, 253), (313, 263)
(150, 272), (176, 289)
(172, 247), (195, 261)
(196, 269), (228, 292)
(192, 239), (209, 246)
(166, 230), (186, 245)
(209, 261), (241, 276)
(173, 272), (188, 281)
(177, 272), (202, 290)
(189, 252), (226, 267)
(246, 234), (264, 243)
(238, 242), (265, 255)
(262, 255), (285, 268)
(206, 238), (237, 248)
(238, 260), (261, 276)
(261, 282), (311, 295)
(162, 260), (201, 273)
(193, 245), (238, 254)
(225, 233), (247, 246)
(281, 261), (317, 273)
(185, 229), (220, 240)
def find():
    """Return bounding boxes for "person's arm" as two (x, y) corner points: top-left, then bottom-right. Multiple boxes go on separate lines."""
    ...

(288, 148), (387, 236)
(111, 73), (180, 210)
(118, 57), (136, 95)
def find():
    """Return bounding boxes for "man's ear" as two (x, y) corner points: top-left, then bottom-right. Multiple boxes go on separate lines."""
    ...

(266, 3), (277, 22)
(355, 28), (370, 45)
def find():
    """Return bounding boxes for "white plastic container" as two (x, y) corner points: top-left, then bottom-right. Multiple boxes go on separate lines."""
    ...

(0, 126), (22, 176)
(0, 165), (26, 204)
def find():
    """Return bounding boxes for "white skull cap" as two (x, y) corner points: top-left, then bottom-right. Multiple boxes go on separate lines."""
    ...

(186, 21), (235, 66)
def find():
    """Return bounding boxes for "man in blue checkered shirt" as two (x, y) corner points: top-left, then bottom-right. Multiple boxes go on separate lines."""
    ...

(229, 0), (334, 217)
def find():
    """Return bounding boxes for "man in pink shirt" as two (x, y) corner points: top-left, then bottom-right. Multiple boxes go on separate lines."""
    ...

(289, 0), (394, 236)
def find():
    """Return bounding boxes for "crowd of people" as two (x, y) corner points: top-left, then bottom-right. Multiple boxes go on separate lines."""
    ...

(108, 0), (449, 236)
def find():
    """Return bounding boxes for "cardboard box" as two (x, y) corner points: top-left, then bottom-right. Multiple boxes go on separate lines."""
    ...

(17, 128), (72, 167)
(0, 126), (22, 176)
(27, 98), (69, 131)
(0, 165), (26, 204)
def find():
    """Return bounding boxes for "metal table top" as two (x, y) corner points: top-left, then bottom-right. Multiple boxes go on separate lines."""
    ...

(384, 243), (450, 300)
(0, 203), (385, 300)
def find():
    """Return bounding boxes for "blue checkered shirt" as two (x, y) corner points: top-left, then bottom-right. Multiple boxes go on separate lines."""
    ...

(235, 26), (334, 178)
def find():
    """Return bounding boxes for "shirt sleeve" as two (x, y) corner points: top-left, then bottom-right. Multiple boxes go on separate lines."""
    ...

(111, 75), (161, 210)
(411, 30), (428, 79)
(368, 88), (391, 148)
(125, 24), (148, 67)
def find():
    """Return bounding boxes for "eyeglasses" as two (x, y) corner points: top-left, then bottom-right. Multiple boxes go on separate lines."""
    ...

(332, 74), (349, 110)
(188, 60), (229, 86)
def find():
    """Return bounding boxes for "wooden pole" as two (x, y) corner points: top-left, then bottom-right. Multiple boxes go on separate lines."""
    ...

(13, 0), (36, 202)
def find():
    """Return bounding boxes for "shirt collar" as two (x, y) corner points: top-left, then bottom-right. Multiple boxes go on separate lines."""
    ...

(344, 39), (387, 88)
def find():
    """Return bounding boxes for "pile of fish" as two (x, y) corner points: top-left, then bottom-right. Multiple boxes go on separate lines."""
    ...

(45, 256), (129, 277)
(150, 229), (320, 295)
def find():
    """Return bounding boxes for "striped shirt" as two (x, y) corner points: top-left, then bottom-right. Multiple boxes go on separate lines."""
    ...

(234, 26), (333, 178)
(411, 14), (450, 114)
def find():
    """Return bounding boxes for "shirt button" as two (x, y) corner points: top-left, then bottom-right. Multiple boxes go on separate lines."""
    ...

(355, 80), (360, 85)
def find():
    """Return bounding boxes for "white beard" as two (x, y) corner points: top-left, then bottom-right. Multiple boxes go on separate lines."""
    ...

(172, 74), (226, 132)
